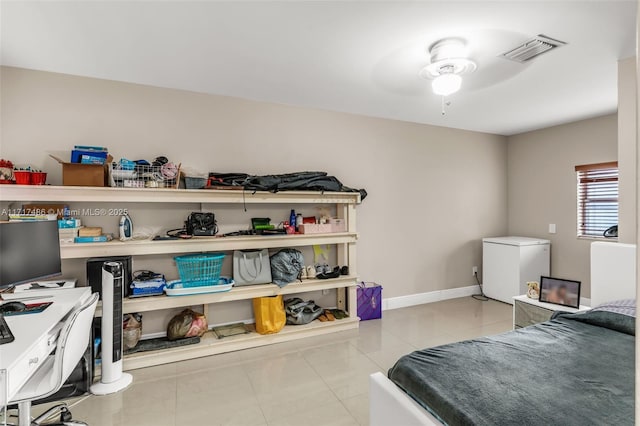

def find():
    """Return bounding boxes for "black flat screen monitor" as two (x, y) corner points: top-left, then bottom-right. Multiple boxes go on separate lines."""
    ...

(0, 220), (62, 288)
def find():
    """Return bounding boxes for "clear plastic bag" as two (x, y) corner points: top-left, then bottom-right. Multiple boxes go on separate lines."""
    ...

(123, 313), (142, 349)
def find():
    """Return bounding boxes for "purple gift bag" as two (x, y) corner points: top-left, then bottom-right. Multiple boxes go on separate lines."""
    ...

(357, 282), (382, 321)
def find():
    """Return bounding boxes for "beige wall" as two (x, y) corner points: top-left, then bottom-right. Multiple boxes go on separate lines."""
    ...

(635, 10), (639, 422)
(618, 57), (637, 244)
(0, 66), (508, 303)
(507, 114), (618, 297)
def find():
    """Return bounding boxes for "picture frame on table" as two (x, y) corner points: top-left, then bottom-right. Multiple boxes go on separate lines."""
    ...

(539, 276), (581, 309)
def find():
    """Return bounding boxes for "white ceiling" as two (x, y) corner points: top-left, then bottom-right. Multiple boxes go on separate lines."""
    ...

(1, 1), (637, 135)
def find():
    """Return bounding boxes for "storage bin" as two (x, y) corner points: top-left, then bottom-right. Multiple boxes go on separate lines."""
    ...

(185, 176), (207, 189)
(298, 223), (333, 234)
(328, 218), (346, 233)
(110, 162), (180, 189)
(174, 253), (225, 287)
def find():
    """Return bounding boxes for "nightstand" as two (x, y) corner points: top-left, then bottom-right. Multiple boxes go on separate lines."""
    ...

(513, 295), (590, 329)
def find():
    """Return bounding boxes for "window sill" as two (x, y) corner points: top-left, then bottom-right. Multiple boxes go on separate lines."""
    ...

(577, 236), (618, 242)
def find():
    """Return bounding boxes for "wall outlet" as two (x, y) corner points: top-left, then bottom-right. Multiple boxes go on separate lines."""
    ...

(549, 224), (557, 234)
(472, 266), (478, 277)
(322, 289), (330, 296)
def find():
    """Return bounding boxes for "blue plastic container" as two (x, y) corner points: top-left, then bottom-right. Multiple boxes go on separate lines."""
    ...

(71, 149), (108, 164)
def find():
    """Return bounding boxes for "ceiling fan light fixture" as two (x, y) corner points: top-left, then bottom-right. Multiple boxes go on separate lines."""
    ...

(429, 38), (468, 62)
(419, 37), (476, 97)
(432, 73), (462, 96)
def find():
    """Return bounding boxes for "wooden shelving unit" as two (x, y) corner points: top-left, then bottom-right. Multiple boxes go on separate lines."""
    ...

(60, 232), (358, 259)
(0, 185), (360, 204)
(94, 276), (358, 316)
(124, 317), (360, 371)
(0, 185), (361, 370)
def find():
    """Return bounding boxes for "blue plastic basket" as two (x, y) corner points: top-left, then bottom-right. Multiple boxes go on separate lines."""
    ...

(174, 253), (225, 287)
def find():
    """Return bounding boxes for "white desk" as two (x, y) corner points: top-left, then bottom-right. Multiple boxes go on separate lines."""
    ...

(0, 287), (91, 407)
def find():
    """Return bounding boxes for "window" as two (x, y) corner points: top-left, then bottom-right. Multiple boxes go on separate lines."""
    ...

(576, 162), (618, 238)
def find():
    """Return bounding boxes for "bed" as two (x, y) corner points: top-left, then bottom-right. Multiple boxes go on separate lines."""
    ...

(370, 242), (637, 426)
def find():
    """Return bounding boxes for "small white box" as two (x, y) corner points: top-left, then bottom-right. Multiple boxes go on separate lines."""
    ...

(58, 228), (80, 238)
(58, 227), (80, 244)
(328, 218), (346, 233)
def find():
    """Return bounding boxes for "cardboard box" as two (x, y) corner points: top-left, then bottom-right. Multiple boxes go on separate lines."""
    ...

(50, 155), (111, 187)
(78, 227), (102, 237)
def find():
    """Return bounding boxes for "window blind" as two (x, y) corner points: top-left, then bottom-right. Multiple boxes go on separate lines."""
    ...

(576, 162), (618, 238)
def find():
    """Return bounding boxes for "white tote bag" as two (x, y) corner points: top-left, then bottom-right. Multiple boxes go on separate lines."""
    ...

(233, 249), (273, 286)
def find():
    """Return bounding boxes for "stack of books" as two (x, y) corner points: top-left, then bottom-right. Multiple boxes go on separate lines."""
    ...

(9, 213), (58, 221)
(58, 218), (82, 243)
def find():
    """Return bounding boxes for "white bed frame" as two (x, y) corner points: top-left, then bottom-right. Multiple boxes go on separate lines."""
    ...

(370, 242), (637, 426)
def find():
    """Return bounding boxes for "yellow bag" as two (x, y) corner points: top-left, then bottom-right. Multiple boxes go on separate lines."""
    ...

(253, 295), (286, 335)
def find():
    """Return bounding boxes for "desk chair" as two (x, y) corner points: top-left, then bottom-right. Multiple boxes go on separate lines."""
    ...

(10, 292), (98, 426)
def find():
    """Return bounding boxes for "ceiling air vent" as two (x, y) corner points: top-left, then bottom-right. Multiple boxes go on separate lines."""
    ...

(500, 34), (567, 63)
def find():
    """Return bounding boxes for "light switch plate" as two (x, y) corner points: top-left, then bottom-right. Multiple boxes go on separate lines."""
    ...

(548, 224), (557, 234)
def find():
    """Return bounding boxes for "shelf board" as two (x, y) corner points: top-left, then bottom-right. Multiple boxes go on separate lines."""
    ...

(95, 276), (358, 316)
(60, 232), (357, 259)
(122, 317), (360, 370)
(0, 185), (361, 204)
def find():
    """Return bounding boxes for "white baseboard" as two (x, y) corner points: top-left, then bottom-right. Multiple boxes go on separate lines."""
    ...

(382, 285), (479, 311)
(382, 289), (593, 311)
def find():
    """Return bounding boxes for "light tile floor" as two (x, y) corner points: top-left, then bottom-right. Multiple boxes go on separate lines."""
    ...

(13, 297), (512, 426)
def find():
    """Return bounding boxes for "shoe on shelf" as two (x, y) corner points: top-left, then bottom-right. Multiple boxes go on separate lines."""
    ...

(306, 265), (316, 279)
(328, 309), (349, 320)
(316, 266), (341, 280)
(340, 266), (349, 276)
(316, 263), (331, 275)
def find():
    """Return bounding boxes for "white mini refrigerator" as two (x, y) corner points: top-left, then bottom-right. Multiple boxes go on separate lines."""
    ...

(482, 236), (550, 304)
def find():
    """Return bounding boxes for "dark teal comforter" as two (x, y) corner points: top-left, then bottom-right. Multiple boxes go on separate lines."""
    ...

(388, 310), (634, 426)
